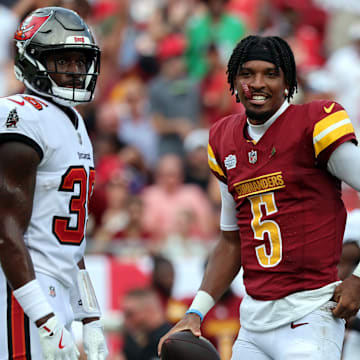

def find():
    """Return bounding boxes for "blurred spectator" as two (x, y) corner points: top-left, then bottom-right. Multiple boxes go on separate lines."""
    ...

(301, 68), (335, 104)
(118, 145), (149, 193)
(117, 196), (152, 242)
(92, 0), (129, 103)
(200, 43), (240, 126)
(92, 169), (131, 253)
(185, 0), (247, 79)
(271, 0), (328, 39)
(149, 33), (201, 156)
(160, 208), (211, 261)
(338, 209), (360, 281)
(263, 0), (327, 74)
(315, 0), (360, 53)
(151, 255), (175, 309)
(0, 0), (47, 96)
(322, 23), (360, 136)
(150, 255), (190, 324)
(116, 78), (159, 167)
(121, 288), (172, 360)
(184, 128), (211, 191)
(0, 5), (17, 96)
(202, 287), (242, 360)
(339, 209), (360, 360)
(141, 154), (215, 242)
(58, 0), (92, 20)
(226, 0), (269, 32)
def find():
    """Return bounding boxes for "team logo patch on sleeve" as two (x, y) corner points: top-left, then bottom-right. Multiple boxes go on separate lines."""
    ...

(6, 108), (19, 128)
(224, 154), (237, 169)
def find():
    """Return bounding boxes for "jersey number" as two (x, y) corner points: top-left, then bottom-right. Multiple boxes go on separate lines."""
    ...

(52, 166), (95, 245)
(248, 192), (282, 267)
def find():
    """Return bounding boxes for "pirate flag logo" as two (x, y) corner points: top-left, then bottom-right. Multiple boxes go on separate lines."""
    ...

(6, 108), (19, 128)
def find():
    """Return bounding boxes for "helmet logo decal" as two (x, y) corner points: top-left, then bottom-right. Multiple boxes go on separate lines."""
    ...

(14, 15), (50, 41)
(74, 37), (85, 43)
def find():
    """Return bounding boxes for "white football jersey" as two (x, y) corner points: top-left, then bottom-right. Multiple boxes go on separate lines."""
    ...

(0, 94), (94, 287)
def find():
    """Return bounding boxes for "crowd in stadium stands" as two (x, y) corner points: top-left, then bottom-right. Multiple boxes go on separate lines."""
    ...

(2, 0), (360, 359)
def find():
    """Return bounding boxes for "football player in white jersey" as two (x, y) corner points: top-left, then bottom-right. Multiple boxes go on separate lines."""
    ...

(0, 7), (108, 360)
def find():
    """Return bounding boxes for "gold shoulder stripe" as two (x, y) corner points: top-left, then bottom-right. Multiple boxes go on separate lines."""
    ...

(313, 122), (354, 157)
(208, 143), (226, 178)
(313, 110), (349, 138)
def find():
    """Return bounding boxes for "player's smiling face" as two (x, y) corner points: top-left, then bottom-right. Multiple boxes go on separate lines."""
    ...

(235, 60), (288, 125)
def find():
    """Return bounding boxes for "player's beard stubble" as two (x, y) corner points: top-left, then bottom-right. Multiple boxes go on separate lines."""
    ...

(246, 108), (275, 123)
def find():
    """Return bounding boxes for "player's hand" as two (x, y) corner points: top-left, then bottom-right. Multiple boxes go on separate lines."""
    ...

(83, 320), (109, 360)
(157, 313), (201, 356)
(332, 275), (360, 320)
(38, 316), (80, 360)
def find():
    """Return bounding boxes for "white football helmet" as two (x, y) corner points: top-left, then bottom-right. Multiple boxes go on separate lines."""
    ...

(14, 7), (100, 107)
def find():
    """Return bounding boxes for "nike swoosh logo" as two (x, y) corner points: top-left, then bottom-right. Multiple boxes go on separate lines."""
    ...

(58, 330), (65, 349)
(324, 103), (335, 113)
(290, 321), (309, 329)
(8, 98), (25, 106)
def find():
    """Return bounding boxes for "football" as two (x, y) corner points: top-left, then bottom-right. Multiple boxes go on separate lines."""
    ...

(160, 330), (220, 360)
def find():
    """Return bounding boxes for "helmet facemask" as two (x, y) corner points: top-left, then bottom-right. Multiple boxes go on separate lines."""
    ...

(41, 47), (99, 107)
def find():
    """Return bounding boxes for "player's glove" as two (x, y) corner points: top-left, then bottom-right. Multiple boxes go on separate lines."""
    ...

(38, 316), (80, 360)
(83, 320), (109, 360)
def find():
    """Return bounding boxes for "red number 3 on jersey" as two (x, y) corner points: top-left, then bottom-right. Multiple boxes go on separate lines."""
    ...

(52, 166), (95, 245)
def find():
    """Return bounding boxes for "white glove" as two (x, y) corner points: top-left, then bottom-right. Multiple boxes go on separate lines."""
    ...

(83, 320), (109, 360)
(38, 316), (80, 360)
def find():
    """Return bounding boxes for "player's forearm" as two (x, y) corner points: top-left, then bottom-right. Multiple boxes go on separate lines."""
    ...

(0, 142), (40, 289)
(0, 217), (54, 324)
(200, 230), (242, 302)
(0, 216), (36, 289)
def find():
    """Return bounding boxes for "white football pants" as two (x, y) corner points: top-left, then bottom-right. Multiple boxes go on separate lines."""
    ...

(231, 301), (345, 360)
(0, 269), (75, 360)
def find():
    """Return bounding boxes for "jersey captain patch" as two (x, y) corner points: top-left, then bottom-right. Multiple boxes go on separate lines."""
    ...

(6, 108), (19, 128)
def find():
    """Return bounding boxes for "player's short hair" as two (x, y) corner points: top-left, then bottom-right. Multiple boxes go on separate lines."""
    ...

(227, 35), (298, 102)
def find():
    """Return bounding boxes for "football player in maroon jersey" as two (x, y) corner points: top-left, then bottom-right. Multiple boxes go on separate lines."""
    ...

(159, 35), (360, 359)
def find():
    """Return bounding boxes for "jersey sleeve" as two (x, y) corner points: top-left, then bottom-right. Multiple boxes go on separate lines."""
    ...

(312, 101), (357, 165)
(208, 142), (227, 183)
(0, 97), (46, 160)
(208, 118), (230, 184)
(219, 180), (239, 231)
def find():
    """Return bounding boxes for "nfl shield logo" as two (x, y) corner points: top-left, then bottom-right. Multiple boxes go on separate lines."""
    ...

(49, 286), (56, 297)
(248, 150), (257, 164)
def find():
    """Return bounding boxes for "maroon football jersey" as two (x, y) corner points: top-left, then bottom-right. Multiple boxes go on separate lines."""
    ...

(208, 101), (357, 300)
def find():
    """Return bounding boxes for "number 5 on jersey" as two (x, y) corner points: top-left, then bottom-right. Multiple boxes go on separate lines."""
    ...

(249, 192), (283, 267)
(53, 166), (95, 245)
